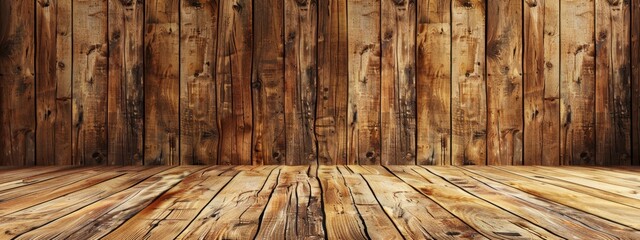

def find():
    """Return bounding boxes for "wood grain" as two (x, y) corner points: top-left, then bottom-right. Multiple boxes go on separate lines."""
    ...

(180, 0), (219, 165)
(416, 0), (451, 165)
(523, 0), (561, 165)
(381, 0), (417, 165)
(347, 0), (382, 165)
(487, 0), (523, 165)
(633, 0), (640, 166)
(36, 0), (73, 165)
(109, 0), (144, 165)
(451, 0), (487, 165)
(145, 0), (180, 165)
(252, 0), (285, 165)
(0, 0), (36, 166)
(73, 0), (108, 165)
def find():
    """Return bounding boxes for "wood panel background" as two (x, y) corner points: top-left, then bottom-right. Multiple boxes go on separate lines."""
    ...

(1, 0), (639, 166)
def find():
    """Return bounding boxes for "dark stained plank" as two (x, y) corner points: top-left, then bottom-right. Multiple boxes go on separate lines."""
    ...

(216, 0), (253, 165)
(72, 0), (108, 165)
(451, 0), (487, 166)
(433, 166), (640, 238)
(347, 0), (382, 165)
(0, 166), (172, 238)
(316, 0), (348, 165)
(595, 0), (632, 165)
(0, 0), (36, 166)
(252, 0), (285, 165)
(180, 0), (220, 165)
(633, 0), (640, 166)
(464, 166), (640, 229)
(318, 165), (368, 239)
(523, 0), (561, 165)
(108, 0), (145, 166)
(103, 166), (242, 239)
(285, 0), (318, 165)
(387, 166), (559, 239)
(560, 0), (596, 165)
(416, 0), (451, 165)
(145, 0), (180, 165)
(176, 166), (279, 238)
(486, 0), (523, 165)
(255, 166), (325, 239)
(36, 0), (73, 166)
(381, 0), (417, 165)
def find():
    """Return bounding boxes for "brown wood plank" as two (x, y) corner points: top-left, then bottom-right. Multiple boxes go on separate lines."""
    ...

(451, 0), (487, 166)
(560, 0), (596, 165)
(435, 166), (640, 238)
(416, 0), (451, 165)
(36, 0), (73, 166)
(255, 166), (325, 238)
(103, 166), (240, 239)
(252, 0), (285, 165)
(464, 166), (640, 229)
(486, 0), (523, 165)
(536, 166), (640, 189)
(316, 0), (348, 165)
(381, 0), (417, 165)
(0, 166), (100, 192)
(145, 0), (180, 165)
(359, 166), (482, 239)
(108, 0), (144, 166)
(0, 166), (172, 238)
(0, 0), (36, 166)
(179, 0), (220, 165)
(177, 166), (279, 238)
(387, 166), (559, 239)
(523, 0), (561, 165)
(0, 166), (73, 184)
(633, 0), (640, 166)
(72, 0), (108, 165)
(216, 0), (253, 165)
(284, 0), (318, 165)
(347, 0), (382, 165)
(18, 166), (204, 239)
(318, 165), (368, 238)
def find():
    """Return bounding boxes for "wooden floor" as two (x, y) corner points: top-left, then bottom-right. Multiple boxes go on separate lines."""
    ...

(0, 166), (639, 239)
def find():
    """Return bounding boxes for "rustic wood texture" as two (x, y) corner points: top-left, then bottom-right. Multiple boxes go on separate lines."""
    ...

(416, 0), (451, 165)
(523, 0), (561, 165)
(1, 0), (36, 166)
(347, 0), (382, 165)
(0, 166), (640, 237)
(109, 0), (144, 166)
(451, 0), (487, 165)
(487, 0), (523, 165)
(180, 0), (219, 165)
(634, 0), (640, 166)
(285, 0), (318, 165)
(36, 0), (73, 166)
(381, 0), (417, 165)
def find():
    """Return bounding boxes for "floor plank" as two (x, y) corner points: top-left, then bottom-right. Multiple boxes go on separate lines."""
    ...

(535, 166), (640, 190)
(0, 166), (74, 184)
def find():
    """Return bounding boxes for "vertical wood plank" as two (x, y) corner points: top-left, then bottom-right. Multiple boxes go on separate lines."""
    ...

(180, 0), (219, 165)
(487, 0), (523, 165)
(145, 0), (179, 165)
(381, 0), (417, 165)
(36, 0), (73, 165)
(416, 0), (451, 165)
(0, 0), (35, 166)
(252, 0), (285, 165)
(347, 0), (381, 165)
(109, 0), (144, 166)
(317, 0), (348, 165)
(560, 0), (596, 165)
(451, 0), (486, 165)
(524, 0), (561, 165)
(634, 0), (640, 165)
(595, 0), (632, 165)
(216, 0), (253, 165)
(285, 0), (318, 165)
(73, 0), (108, 165)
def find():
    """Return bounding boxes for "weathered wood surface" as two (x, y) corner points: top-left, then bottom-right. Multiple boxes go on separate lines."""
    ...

(0, 166), (639, 237)
(633, 0), (640, 166)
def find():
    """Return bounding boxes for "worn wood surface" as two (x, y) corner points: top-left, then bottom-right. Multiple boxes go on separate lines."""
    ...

(1, 166), (638, 238)
(633, 0), (640, 166)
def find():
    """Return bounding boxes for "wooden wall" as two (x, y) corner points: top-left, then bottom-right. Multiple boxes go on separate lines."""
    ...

(1, 0), (639, 166)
